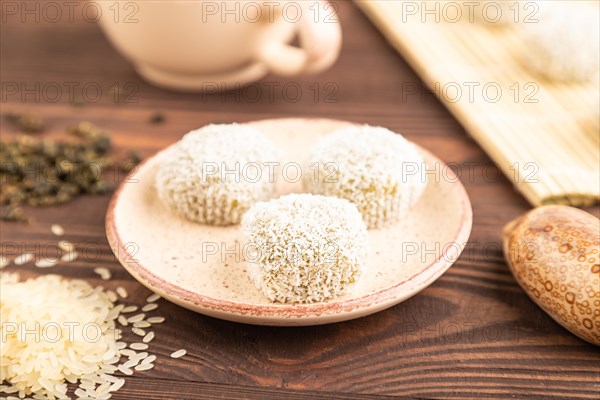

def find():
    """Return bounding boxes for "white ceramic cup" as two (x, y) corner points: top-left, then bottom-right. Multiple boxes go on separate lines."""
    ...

(97, 0), (342, 91)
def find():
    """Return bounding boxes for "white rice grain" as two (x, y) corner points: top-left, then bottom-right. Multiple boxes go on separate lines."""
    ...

(135, 364), (154, 371)
(35, 258), (58, 268)
(141, 303), (158, 312)
(101, 374), (119, 383)
(132, 327), (146, 337)
(13, 253), (33, 265)
(141, 355), (156, 365)
(94, 267), (111, 280)
(117, 365), (133, 376)
(96, 381), (111, 395)
(127, 313), (146, 323)
(107, 304), (124, 320)
(51, 224), (65, 236)
(0, 256), (11, 269)
(129, 352), (148, 362)
(105, 357), (120, 365)
(106, 290), (118, 303)
(133, 321), (151, 328)
(109, 379), (125, 392)
(170, 349), (187, 359)
(119, 349), (136, 357)
(102, 349), (117, 361)
(115, 342), (127, 350)
(122, 359), (138, 369)
(146, 293), (161, 303)
(57, 240), (74, 252)
(142, 332), (155, 343)
(116, 287), (128, 298)
(61, 251), (79, 262)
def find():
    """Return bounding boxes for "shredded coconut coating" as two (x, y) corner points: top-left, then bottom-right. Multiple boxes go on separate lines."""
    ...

(241, 194), (368, 304)
(155, 124), (280, 225)
(304, 125), (427, 229)
(522, 3), (599, 82)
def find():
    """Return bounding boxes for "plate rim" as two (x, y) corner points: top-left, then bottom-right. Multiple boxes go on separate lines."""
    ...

(105, 117), (473, 322)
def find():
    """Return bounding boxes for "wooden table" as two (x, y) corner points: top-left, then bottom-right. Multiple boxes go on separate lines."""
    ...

(1, 1), (599, 399)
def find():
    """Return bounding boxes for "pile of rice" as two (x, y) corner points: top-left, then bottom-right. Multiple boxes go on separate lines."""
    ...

(241, 194), (368, 303)
(155, 124), (280, 226)
(0, 273), (165, 400)
(304, 125), (427, 229)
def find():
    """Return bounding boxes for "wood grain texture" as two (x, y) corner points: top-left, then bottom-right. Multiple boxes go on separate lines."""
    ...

(1, 1), (599, 399)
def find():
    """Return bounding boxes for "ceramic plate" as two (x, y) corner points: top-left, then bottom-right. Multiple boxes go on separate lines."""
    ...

(106, 118), (472, 326)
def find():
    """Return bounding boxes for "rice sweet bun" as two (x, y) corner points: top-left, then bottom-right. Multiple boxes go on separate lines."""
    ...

(521, 3), (600, 82)
(304, 125), (427, 229)
(155, 124), (279, 226)
(241, 194), (368, 304)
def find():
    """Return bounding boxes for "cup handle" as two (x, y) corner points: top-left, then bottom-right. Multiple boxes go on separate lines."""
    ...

(257, 0), (342, 76)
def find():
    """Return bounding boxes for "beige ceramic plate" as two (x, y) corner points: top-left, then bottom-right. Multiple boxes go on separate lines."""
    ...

(106, 118), (472, 326)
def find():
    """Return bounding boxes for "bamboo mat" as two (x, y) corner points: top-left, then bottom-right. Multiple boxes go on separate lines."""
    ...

(356, 0), (600, 206)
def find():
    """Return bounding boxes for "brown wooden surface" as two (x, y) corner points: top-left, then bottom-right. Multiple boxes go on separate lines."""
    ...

(1, 1), (599, 399)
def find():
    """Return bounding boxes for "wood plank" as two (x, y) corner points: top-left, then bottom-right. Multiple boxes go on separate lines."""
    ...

(110, 377), (402, 400)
